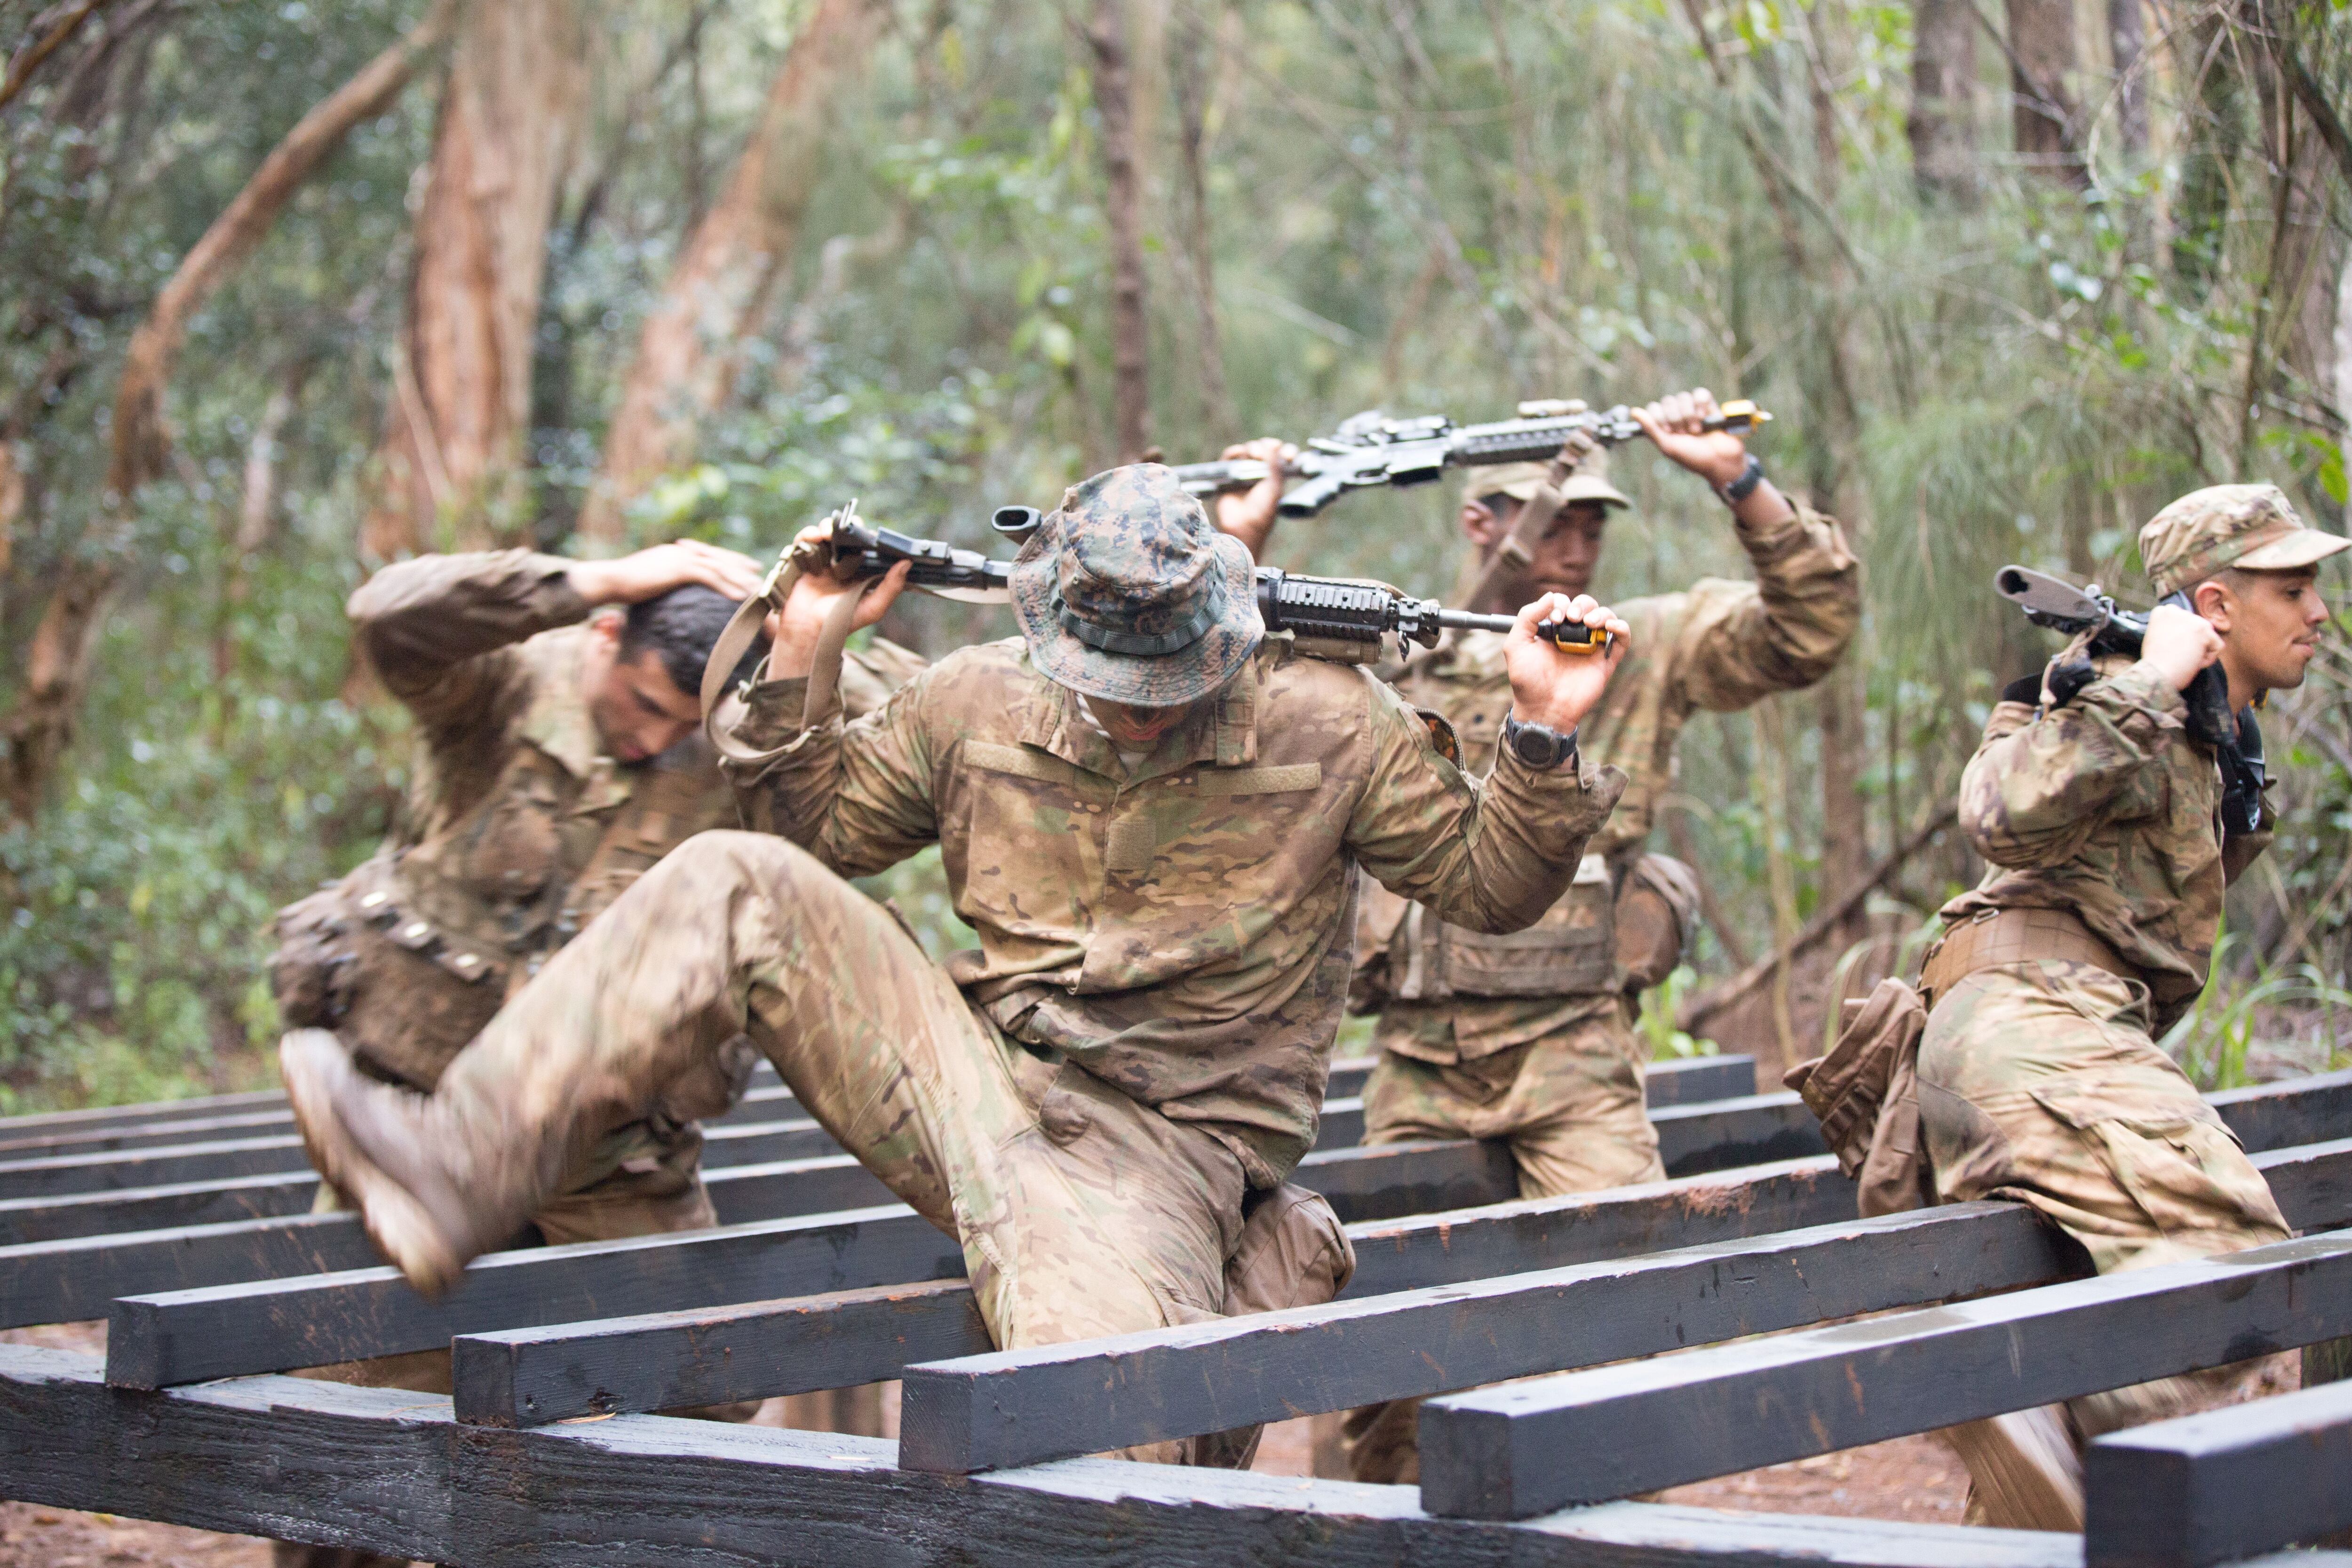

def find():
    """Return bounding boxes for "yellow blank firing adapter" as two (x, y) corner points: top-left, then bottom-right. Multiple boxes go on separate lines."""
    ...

(1534, 618), (1612, 654)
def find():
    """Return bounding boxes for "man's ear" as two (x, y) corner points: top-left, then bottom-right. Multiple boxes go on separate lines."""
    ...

(2191, 577), (2234, 633)
(587, 606), (625, 647)
(1461, 498), (1502, 547)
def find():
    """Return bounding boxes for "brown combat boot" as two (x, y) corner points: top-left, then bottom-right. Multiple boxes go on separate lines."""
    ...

(1943, 1405), (2085, 1531)
(280, 1029), (517, 1296)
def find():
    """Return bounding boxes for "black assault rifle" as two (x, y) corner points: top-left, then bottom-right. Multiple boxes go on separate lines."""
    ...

(824, 505), (1608, 653)
(1995, 565), (2264, 836)
(1170, 398), (1771, 517)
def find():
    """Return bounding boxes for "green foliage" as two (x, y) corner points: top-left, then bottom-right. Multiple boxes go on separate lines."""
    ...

(1638, 965), (1720, 1061)
(5, 0), (2352, 1106)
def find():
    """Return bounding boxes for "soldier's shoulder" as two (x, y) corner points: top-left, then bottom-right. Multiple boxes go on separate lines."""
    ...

(913, 636), (1030, 691)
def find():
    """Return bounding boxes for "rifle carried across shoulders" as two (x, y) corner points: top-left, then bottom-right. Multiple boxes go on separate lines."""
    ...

(1994, 565), (2265, 836)
(1172, 398), (1770, 517)
(830, 502), (1611, 653)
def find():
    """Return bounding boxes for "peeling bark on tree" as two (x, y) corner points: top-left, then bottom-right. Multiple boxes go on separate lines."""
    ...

(0, 0), (455, 828)
(1088, 0), (1151, 464)
(1907, 0), (1980, 201)
(362, 0), (588, 562)
(577, 0), (882, 547)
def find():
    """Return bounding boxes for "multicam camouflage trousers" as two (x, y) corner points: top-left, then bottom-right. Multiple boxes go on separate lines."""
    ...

(412, 830), (1347, 1465)
(1919, 958), (2293, 1528)
(1341, 1006), (1669, 1483)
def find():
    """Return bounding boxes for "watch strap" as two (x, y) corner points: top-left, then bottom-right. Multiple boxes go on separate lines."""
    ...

(1503, 713), (1580, 771)
(1718, 453), (1765, 505)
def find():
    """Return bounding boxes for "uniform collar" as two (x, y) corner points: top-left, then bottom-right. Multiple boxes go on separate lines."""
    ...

(516, 624), (635, 809)
(1017, 645), (1263, 780)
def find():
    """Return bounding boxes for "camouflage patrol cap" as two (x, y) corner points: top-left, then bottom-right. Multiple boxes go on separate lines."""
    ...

(1464, 459), (1631, 511)
(2140, 483), (2349, 596)
(1009, 464), (1264, 707)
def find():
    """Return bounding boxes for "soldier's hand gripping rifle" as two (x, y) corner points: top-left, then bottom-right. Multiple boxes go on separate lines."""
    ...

(1995, 565), (2265, 836)
(826, 503), (1613, 653)
(1171, 398), (1771, 518)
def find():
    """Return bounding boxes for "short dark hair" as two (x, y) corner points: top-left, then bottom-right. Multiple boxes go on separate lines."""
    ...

(617, 585), (769, 698)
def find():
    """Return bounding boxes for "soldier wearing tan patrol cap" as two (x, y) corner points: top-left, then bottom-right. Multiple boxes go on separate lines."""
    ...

(1915, 482), (2342, 1529)
(1228, 388), (1863, 1483)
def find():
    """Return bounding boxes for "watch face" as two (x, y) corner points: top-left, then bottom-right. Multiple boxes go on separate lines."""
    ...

(1512, 724), (1555, 766)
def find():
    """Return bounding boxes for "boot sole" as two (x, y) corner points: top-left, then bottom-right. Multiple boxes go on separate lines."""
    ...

(279, 1030), (466, 1298)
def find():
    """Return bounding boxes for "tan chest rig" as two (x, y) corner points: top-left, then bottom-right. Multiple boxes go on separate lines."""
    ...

(1367, 849), (1623, 1002)
(270, 743), (722, 1090)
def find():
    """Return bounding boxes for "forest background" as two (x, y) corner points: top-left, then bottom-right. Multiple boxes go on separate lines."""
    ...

(2, 0), (2349, 1110)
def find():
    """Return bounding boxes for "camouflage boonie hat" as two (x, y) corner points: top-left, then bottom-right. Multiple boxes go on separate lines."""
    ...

(1009, 464), (1263, 707)
(2140, 483), (2349, 596)
(1465, 458), (1630, 511)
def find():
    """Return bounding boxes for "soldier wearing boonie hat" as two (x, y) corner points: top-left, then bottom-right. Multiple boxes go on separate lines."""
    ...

(279, 460), (1632, 1468)
(1236, 388), (1863, 1485)
(1912, 481), (2341, 1528)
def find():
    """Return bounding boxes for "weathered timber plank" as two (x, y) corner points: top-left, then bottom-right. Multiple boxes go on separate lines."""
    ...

(897, 1202), (2077, 1472)
(0, 1170), (319, 1247)
(105, 1204), (965, 1388)
(0, 1134), (314, 1197)
(1289, 1138), (1516, 1220)
(2083, 1374), (2352, 1568)
(0, 1343), (2086, 1568)
(691, 1117), (841, 1168)
(1642, 1053), (1757, 1107)
(449, 1155), (1859, 1427)
(0, 1213), (387, 1328)
(453, 1280), (992, 1425)
(2211, 1067), (2352, 1153)
(0, 1089), (286, 1135)
(1417, 1225), (2352, 1519)
(895, 1137), (2352, 1473)
(1315, 1097), (1366, 1150)
(1654, 1092), (1826, 1176)
(0, 1108), (302, 1160)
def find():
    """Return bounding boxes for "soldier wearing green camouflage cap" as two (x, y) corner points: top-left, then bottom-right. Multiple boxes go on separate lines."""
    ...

(1914, 482), (2341, 1529)
(278, 461), (1634, 1465)
(1221, 389), (1860, 1484)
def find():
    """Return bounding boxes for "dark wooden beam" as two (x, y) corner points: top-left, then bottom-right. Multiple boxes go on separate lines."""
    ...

(0, 1134), (314, 1197)
(1643, 1053), (1757, 1107)
(1416, 1224), (2352, 1519)
(0, 1342), (2086, 1568)
(0, 1107), (299, 1160)
(0, 1170), (319, 1248)
(898, 1201), (2080, 1473)
(105, 1204), (967, 1389)
(2210, 1067), (2352, 1153)
(448, 1154), (1863, 1428)
(894, 1138), (2352, 1472)
(2084, 1373), (2352, 1568)
(1654, 1092), (1824, 1175)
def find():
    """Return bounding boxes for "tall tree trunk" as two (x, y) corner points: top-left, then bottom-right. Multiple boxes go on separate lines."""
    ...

(2109, 0), (2148, 157)
(1908, 0), (1982, 201)
(362, 0), (588, 562)
(1088, 0), (1151, 464)
(1168, 7), (1232, 438)
(0, 0), (455, 827)
(2004, 0), (2086, 185)
(576, 0), (881, 546)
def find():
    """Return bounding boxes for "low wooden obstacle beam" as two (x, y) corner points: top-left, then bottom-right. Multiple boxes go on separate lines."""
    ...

(1415, 1220), (2352, 1519)
(2085, 1374), (2352, 1568)
(882, 1138), (2352, 1471)
(0, 1342), (2085, 1568)
(450, 1157), (1862, 1427)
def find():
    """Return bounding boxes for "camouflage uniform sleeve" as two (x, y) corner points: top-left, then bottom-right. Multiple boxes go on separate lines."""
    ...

(1673, 501), (1861, 713)
(1343, 669), (1628, 933)
(1960, 660), (2184, 870)
(718, 671), (939, 877)
(346, 550), (589, 724)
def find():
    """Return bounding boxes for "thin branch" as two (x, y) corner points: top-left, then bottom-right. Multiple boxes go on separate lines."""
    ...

(0, 0), (113, 111)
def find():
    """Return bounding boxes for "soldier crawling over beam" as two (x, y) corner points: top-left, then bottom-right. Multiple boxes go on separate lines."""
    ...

(262, 537), (919, 1567)
(278, 461), (1635, 1466)
(1808, 483), (2346, 1529)
(1224, 387), (1861, 1484)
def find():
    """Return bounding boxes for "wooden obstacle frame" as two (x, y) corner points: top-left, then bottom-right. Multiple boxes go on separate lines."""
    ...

(0, 1055), (2347, 1568)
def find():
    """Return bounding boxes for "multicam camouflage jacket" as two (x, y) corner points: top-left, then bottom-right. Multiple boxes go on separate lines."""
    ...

(271, 549), (912, 1095)
(1359, 501), (1860, 1060)
(1941, 652), (2273, 1031)
(721, 633), (1627, 1187)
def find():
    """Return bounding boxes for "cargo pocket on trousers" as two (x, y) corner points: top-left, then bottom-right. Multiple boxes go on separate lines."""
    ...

(2026, 1080), (2280, 1242)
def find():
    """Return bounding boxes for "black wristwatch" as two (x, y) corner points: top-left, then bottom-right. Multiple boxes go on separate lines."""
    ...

(1717, 453), (1766, 505)
(1502, 713), (1579, 771)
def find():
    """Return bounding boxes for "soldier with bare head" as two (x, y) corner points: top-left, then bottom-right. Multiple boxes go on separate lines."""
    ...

(278, 461), (1633, 1465)
(1221, 389), (1860, 1483)
(1921, 483), (2344, 1528)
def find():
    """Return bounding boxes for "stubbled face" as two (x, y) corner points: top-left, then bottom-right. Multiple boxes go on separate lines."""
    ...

(2203, 567), (2330, 697)
(1090, 696), (1198, 748)
(1461, 496), (1612, 605)
(584, 626), (703, 764)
